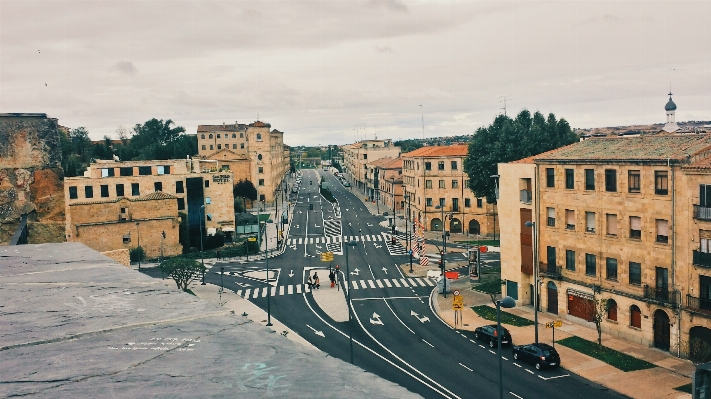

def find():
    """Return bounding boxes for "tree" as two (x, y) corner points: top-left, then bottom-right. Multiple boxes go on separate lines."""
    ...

(233, 179), (258, 212)
(575, 295), (609, 347)
(464, 110), (578, 203)
(159, 257), (206, 291)
(394, 139), (423, 153)
(127, 118), (193, 160)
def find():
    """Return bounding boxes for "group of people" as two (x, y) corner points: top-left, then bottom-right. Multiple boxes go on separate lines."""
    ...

(307, 266), (339, 290)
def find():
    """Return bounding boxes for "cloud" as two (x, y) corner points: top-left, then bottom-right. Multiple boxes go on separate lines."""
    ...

(375, 45), (395, 53)
(368, 0), (408, 12)
(109, 61), (137, 76)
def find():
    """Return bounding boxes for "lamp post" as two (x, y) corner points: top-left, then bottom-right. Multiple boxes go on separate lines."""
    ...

(345, 240), (357, 364)
(160, 230), (165, 264)
(525, 220), (539, 343)
(435, 205), (451, 298)
(497, 296), (516, 399)
(391, 177), (396, 237)
(405, 194), (413, 274)
(491, 174), (500, 242)
(200, 205), (206, 285)
(266, 218), (274, 326)
(136, 222), (141, 270)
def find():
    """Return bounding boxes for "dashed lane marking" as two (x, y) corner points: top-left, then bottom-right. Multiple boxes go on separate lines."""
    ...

(459, 363), (473, 372)
(422, 339), (434, 348)
(525, 369), (534, 374)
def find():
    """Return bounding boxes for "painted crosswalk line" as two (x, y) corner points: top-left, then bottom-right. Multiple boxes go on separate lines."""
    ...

(233, 278), (437, 299)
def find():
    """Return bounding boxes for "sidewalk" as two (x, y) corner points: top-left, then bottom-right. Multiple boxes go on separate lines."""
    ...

(431, 278), (694, 399)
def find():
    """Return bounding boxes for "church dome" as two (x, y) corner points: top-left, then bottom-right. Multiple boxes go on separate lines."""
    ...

(665, 96), (677, 111)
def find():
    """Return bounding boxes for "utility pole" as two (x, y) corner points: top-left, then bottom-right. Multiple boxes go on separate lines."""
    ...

(499, 96), (512, 117)
(419, 105), (424, 139)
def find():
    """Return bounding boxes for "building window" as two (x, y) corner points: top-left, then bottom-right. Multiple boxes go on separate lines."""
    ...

(139, 166), (152, 176)
(565, 250), (575, 271)
(585, 253), (596, 276)
(629, 262), (642, 285)
(585, 212), (595, 233)
(123, 233), (131, 244)
(628, 170), (641, 193)
(565, 169), (574, 189)
(546, 168), (555, 188)
(101, 168), (114, 177)
(655, 171), (669, 195)
(206, 214), (213, 221)
(177, 198), (185, 210)
(465, 198), (471, 207)
(201, 134), (205, 139)
(233, 144), (237, 149)
(157, 166), (170, 175)
(547, 246), (556, 268)
(605, 169), (617, 192)
(176, 181), (184, 194)
(131, 183), (140, 196)
(100, 185), (109, 198)
(630, 216), (641, 239)
(240, 133), (244, 138)
(630, 305), (642, 328)
(120, 167), (133, 176)
(425, 162), (432, 171)
(209, 134), (213, 139)
(452, 180), (458, 189)
(240, 143), (245, 149)
(439, 198), (445, 207)
(204, 180), (210, 188)
(217, 144), (222, 150)
(425, 180), (432, 189)
(565, 209), (575, 230)
(258, 167), (264, 174)
(258, 154), (263, 161)
(547, 207), (556, 226)
(438, 161), (445, 170)
(69, 186), (78, 199)
(217, 134), (221, 139)
(363, 154), (367, 160)
(426, 198), (432, 206)
(606, 214), (617, 236)
(606, 257), (618, 280)
(464, 179), (469, 189)
(256, 133), (262, 141)
(259, 194), (265, 201)
(205, 197), (211, 204)
(438, 180), (445, 189)
(607, 299), (618, 321)
(700, 185), (711, 207)
(477, 198), (483, 208)
(116, 184), (124, 197)
(202, 145), (206, 150)
(656, 219), (669, 243)
(584, 169), (595, 190)
(84, 186), (93, 199)
(451, 161), (458, 170)
(232, 133), (236, 138)
(210, 145), (214, 150)
(154, 182), (162, 192)
(259, 179), (265, 186)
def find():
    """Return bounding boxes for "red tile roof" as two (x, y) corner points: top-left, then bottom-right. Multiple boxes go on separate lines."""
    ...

(403, 145), (468, 157)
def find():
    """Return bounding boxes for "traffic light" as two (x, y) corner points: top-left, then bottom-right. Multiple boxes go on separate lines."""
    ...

(162, 231), (166, 239)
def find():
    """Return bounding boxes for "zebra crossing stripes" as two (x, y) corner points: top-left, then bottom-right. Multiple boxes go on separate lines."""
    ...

(323, 219), (341, 237)
(233, 278), (437, 298)
(286, 235), (385, 245)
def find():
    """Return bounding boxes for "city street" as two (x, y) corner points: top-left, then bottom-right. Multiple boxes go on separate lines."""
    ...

(154, 169), (627, 399)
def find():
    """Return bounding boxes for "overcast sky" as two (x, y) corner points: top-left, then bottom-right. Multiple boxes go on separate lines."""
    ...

(1, 1), (710, 146)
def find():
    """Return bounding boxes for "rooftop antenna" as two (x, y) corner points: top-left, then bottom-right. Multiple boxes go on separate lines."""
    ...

(419, 105), (424, 139)
(499, 96), (512, 117)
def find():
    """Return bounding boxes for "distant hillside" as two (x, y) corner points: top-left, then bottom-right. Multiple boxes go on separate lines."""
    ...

(576, 121), (711, 137)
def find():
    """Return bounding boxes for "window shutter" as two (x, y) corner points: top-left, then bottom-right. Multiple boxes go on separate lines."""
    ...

(606, 214), (618, 235)
(548, 208), (555, 218)
(630, 216), (641, 230)
(586, 212), (595, 229)
(657, 219), (669, 236)
(566, 210), (575, 225)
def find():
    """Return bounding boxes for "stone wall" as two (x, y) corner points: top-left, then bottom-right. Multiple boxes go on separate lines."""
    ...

(101, 248), (130, 267)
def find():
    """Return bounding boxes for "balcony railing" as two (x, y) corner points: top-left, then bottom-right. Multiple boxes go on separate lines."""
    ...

(687, 294), (711, 314)
(540, 263), (562, 279)
(643, 285), (679, 305)
(693, 250), (711, 268)
(694, 205), (711, 221)
(520, 190), (532, 204)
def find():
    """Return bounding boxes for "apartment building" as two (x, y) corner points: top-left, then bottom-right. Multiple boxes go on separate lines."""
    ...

(500, 134), (711, 356)
(64, 158), (235, 257)
(343, 140), (401, 196)
(197, 121), (289, 204)
(374, 158), (404, 216)
(402, 145), (496, 236)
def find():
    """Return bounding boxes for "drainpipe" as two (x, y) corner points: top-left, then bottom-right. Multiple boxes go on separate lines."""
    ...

(670, 158), (681, 357)
(534, 163), (540, 315)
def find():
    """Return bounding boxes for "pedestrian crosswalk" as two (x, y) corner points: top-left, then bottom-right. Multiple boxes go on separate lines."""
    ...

(287, 235), (386, 245)
(385, 238), (408, 255)
(323, 219), (341, 237)
(232, 277), (437, 298)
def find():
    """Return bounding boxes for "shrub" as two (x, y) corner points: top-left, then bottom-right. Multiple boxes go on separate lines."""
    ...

(130, 246), (145, 262)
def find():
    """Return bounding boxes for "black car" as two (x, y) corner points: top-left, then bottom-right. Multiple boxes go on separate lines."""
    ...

(512, 343), (560, 370)
(473, 324), (512, 348)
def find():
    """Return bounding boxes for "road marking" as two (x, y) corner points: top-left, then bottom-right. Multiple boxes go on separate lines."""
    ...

(351, 281), (359, 289)
(460, 333), (467, 338)
(525, 369), (534, 375)
(479, 345), (486, 349)
(538, 374), (570, 381)
(469, 339), (477, 344)
(360, 280), (368, 289)
(376, 280), (384, 288)
(513, 363), (522, 368)
(236, 290), (243, 296)
(367, 280), (376, 289)
(351, 296), (429, 301)
(262, 287), (268, 297)
(271, 287), (276, 296)
(252, 289), (260, 299)
(383, 299), (415, 334)
(459, 363), (473, 372)
(279, 286), (284, 295)
(489, 350), (496, 354)
(400, 278), (409, 287)
(502, 356), (508, 360)
(288, 285), (293, 295)
(510, 392), (523, 399)
(424, 278), (436, 286)
(422, 339), (434, 348)
(296, 284), (302, 294)
(415, 279), (428, 287)
(408, 278), (418, 286)
(392, 279), (401, 288)
(384, 279), (392, 288)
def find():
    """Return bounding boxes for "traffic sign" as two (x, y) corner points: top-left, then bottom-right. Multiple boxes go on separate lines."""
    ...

(479, 246), (488, 253)
(453, 302), (463, 310)
(545, 320), (563, 328)
(247, 237), (257, 242)
(453, 289), (461, 296)
(320, 252), (334, 262)
(452, 295), (463, 310)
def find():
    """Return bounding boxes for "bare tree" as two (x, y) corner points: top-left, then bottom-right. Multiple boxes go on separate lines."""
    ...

(576, 294), (609, 347)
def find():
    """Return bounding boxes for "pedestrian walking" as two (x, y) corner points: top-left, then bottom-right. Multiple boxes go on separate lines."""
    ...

(329, 270), (336, 288)
(313, 272), (320, 290)
(307, 275), (314, 290)
(216, 250), (221, 261)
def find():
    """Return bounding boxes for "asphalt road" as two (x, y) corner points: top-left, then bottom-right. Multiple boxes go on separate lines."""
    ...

(148, 169), (628, 399)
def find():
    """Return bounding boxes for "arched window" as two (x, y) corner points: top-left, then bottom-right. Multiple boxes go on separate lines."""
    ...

(209, 134), (213, 139)
(468, 219), (480, 235)
(240, 133), (244, 138)
(201, 134), (205, 139)
(430, 218), (442, 231)
(630, 305), (641, 328)
(258, 154), (263, 161)
(232, 133), (236, 138)
(607, 299), (618, 321)
(256, 133), (262, 141)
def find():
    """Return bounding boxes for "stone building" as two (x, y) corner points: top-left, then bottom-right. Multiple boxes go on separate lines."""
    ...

(343, 140), (401, 196)
(64, 158), (235, 257)
(374, 158), (404, 217)
(499, 133), (711, 357)
(402, 145), (496, 236)
(196, 121), (289, 205)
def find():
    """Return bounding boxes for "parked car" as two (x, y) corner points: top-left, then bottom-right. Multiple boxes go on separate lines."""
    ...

(344, 182), (351, 187)
(473, 324), (512, 348)
(512, 343), (560, 370)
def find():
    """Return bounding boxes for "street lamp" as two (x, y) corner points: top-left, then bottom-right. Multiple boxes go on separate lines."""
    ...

(200, 205), (206, 285)
(491, 174), (500, 242)
(525, 220), (539, 343)
(266, 218), (274, 326)
(135, 222), (141, 270)
(345, 240), (357, 364)
(497, 296), (516, 399)
(391, 177), (396, 236)
(435, 205), (452, 298)
(404, 193), (413, 274)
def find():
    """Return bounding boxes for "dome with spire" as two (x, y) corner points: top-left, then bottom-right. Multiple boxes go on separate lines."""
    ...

(665, 94), (677, 111)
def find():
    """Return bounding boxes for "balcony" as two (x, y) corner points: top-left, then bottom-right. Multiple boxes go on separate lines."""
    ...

(687, 295), (711, 315)
(693, 250), (711, 268)
(540, 263), (562, 279)
(520, 190), (532, 204)
(694, 205), (711, 221)
(643, 285), (679, 306)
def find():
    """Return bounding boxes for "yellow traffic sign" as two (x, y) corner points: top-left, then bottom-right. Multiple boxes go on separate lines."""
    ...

(247, 237), (257, 242)
(320, 252), (334, 262)
(453, 301), (464, 310)
(545, 320), (563, 328)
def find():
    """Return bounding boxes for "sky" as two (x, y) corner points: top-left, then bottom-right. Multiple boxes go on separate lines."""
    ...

(1, 1), (710, 147)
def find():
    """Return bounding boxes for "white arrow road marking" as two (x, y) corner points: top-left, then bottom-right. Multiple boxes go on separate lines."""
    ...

(367, 223), (373, 226)
(348, 223), (352, 226)
(316, 245), (322, 249)
(295, 225), (300, 228)
(288, 270), (294, 277)
(381, 267), (388, 274)
(314, 225), (321, 228)
(306, 324), (325, 337)
(370, 312), (384, 325)
(350, 268), (360, 275)
(410, 310), (430, 323)
(345, 209), (349, 212)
